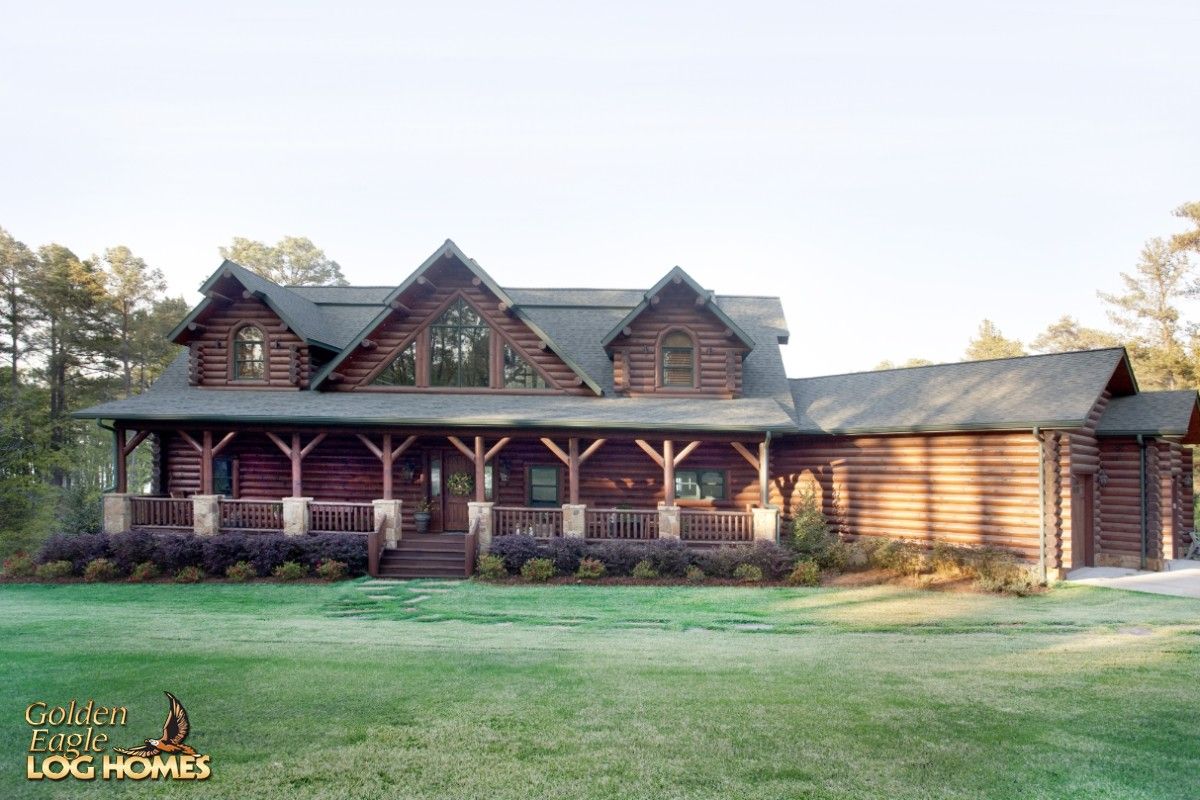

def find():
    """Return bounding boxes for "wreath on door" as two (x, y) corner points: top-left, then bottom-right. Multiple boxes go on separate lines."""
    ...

(447, 471), (474, 497)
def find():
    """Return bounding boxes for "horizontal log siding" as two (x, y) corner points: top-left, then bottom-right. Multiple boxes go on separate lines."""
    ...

(1097, 438), (1149, 564)
(332, 259), (589, 393)
(610, 281), (745, 397)
(771, 433), (1046, 561)
(575, 440), (760, 510)
(188, 277), (310, 388)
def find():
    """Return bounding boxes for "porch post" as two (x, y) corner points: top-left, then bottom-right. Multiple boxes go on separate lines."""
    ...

(291, 432), (302, 497)
(468, 501), (494, 551)
(568, 437), (580, 505)
(115, 427), (128, 494)
(282, 497), (311, 536)
(759, 436), (770, 507)
(562, 504), (586, 537)
(381, 433), (393, 500)
(192, 495), (221, 535)
(201, 430), (214, 494)
(663, 439), (675, 506)
(103, 493), (133, 534)
(752, 507), (780, 542)
(373, 498), (403, 547)
(474, 435), (485, 502)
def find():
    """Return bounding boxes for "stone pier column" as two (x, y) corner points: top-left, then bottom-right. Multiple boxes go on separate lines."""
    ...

(282, 497), (312, 536)
(373, 499), (403, 547)
(102, 493), (133, 534)
(468, 501), (495, 551)
(657, 504), (681, 539)
(192, 495), (221, 536)
(752, 507), (780, 542)
(562, 504), (586, 538)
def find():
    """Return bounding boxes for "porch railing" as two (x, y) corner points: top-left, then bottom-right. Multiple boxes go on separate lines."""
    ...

(310, 501), (374, 533)
(585, 508), (658, 540)
(680, 509), (754, 542)
(494, 506), (562, 538)
(219, 499), (284, 532)
(130, 496), (194, 529)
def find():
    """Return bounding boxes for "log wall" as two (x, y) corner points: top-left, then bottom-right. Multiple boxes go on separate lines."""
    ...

(608, 281), (746, 397)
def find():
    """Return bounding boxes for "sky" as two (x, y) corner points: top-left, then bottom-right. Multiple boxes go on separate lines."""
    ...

(1, 1), (1197, 377)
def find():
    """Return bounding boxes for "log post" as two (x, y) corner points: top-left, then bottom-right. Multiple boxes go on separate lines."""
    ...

(759, 437), (770, 507)
(474, 436), (485, 502)
(291, 432), (302, 497)
(202, 431), (214, 495)
(663, 439), (675, 506)
(568, 437), (580, 505)
(115, 427), (128, 494)
(382, 433), (393, 500)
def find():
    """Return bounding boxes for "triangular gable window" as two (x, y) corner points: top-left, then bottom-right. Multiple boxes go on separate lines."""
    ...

(429, 299), (490, 388)
(372, 341), (416, 386)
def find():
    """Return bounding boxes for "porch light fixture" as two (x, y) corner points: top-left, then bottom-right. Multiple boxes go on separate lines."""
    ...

(1096, 468), (1108, 488)
(400, 458), (418, 483)
(497, 457), (512, 484)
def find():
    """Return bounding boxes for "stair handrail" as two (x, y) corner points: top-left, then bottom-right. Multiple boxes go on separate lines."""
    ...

(465, 515), (480, 577)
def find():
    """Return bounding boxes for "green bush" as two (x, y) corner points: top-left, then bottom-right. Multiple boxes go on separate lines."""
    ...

(733, 563), (763, 583)
(841, 541), (871, 571)
(685, 564), (705, 583)
(128, 561), (160, 583)
(631, 560), (658, 580)
(315, 559), (349, 582)
(475, 554), (507, 581)
(785, 559), (821, 587)
(2, 552), (35, 578)
(35, 560), (73, 580)
(272, 561), (308, 581)
(790, 488), (840, 567)
(520, 557), (556, 583)
(575, 557), (605, 580)
(224, 560), (256, 582)
(83, 558), (119, 582)
(174, 565), (204, 583)
(976, 566), (1042, 596)
(870, 539), (925, 576)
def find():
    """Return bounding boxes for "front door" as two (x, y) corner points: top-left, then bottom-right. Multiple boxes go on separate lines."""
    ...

(442, 451), (473, 531)
(1071, 474), (1095, 568)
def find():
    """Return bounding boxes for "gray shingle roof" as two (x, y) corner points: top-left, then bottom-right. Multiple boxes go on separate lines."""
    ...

(75, 352), (797, 432)
(789, 348), (1131, 434)
(1096, 390), (1200, 437)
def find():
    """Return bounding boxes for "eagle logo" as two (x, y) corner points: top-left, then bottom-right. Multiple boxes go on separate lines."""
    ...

(113, 691), (198, 758)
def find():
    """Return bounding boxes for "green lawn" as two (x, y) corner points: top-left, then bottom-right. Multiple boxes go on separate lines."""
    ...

(2, 579), (1197, 799)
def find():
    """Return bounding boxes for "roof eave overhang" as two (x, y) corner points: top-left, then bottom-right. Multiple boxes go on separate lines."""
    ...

(786, 419), (1087, 437)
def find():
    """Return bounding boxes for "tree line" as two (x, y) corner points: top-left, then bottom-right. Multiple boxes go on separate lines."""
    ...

(0, 230), (343, 555)
(876, 202), (1200, 389)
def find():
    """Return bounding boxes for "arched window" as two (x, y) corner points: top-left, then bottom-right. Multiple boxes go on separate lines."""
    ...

(233, 325), (266, 380)
(660, 330), (695, 387)
(429, 298), (490, 387)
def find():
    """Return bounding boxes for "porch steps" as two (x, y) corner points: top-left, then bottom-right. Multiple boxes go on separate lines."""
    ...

(377, 533), (469, 579)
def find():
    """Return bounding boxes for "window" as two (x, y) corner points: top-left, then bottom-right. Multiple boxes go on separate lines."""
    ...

(675, 469), (725, 501)
(373, 342), (416, 386)
(503, 343), (547, 389)
(661, 330), (694, 387)
(213, 456), (235, 497)
(529, 466), (560, 507)
(429, 454), (441, 498)
(233, 325), (266, 380)
(429, 299), (490, 387)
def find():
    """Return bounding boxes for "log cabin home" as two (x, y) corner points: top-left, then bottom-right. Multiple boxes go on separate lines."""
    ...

(77, 240), (1200, 578)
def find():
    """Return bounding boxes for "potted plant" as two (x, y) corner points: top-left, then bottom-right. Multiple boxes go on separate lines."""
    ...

(413, 499), (433, 533)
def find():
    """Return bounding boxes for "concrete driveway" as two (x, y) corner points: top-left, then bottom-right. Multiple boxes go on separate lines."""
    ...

(1067, 559), (1200, 599)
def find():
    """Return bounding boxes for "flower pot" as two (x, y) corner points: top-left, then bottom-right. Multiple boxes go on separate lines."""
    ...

(413, 511), (431, 533)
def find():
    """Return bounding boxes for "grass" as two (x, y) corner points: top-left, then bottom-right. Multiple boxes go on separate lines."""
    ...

(1, 579), (1198, 799)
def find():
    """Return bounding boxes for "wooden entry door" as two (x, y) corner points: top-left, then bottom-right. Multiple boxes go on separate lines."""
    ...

(1071, 474), (1095, 568)
(442, 451), (473, 531)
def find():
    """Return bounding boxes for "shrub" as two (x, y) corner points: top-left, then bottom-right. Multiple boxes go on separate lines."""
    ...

(37, 533), (109, 574)
(35, 560), (74, 580)
(315, 559), (349, 582)
(128, 561), (160, 583)
(586, 540), (645, 576)
(520, 557), (556, 583)
(488, 535), (541, 574)
(301, 534), (368, 575)
(544, 537), (588, 574)
(153, 533), (205, 574)
(247, 536), (305, 577)
(790, 488), (839, 566)
(785, 559), (821, 587)
(694, 543), (794, 579)
(174, 565), (204, 583)
(641, 539), (692, 577)
(272, 561), (308, 581)
(631, 560), (658, 580)
(977, 566), (1042, 596)
(575, 557), (605, 580)
(685, 564), (705, 583)
(224, 560), (256, 582)
(841, 541), (871, 571)
(475, 554), (507, 581)
(870, 539), (924, 576)
(3, 552), (35, 578)
(733, 563), (763, 583)
(108, 530), (156, 572)
(83, 558), (120, 582)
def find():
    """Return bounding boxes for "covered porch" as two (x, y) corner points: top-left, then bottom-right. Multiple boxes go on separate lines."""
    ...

(102, 425), (782, 549)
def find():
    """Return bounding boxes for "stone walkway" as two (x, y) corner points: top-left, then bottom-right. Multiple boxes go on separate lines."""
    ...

(1066, 559), (1200, 599)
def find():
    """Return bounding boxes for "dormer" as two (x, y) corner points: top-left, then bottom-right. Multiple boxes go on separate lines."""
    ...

(168, 261), (338, 389)
(312, 241), (603, 395)
(602, 267), (755, 398)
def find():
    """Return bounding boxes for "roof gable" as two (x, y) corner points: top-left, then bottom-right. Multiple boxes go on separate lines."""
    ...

(309, 241), (603, 394)
(600, 266), (755, 350)
(1096, 389), (1200, 442)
